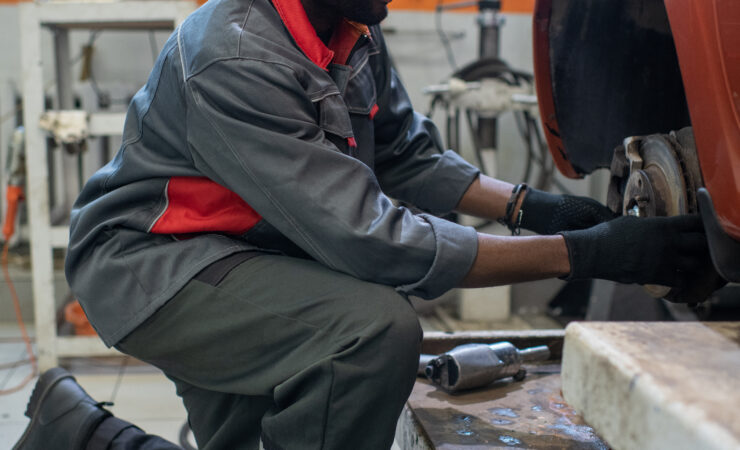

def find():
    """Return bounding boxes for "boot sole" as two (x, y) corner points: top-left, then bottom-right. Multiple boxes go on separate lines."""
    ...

(13, 368), (76, 450)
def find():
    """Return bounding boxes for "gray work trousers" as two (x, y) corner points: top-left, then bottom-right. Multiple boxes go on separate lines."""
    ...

(115, 255), (423, 450)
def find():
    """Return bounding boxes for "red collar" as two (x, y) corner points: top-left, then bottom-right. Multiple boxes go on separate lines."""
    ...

(271, 0), (369, 70)
(328, 19), (370, 66)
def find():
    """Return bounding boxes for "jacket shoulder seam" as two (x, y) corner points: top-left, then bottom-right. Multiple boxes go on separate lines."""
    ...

(104, 44), (179, 192)
(237, 0), (256, 56)
(185, 58), (322, 129)
(185, 55), (299, 82)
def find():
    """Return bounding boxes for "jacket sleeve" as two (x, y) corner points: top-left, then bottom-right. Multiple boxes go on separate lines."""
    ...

(370, 26), (481, 216)
(185, 58), (478, 299)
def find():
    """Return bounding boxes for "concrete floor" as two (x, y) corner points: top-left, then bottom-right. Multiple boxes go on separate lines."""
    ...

(0, 323), (190, 449)
(0, 323), (406, 450)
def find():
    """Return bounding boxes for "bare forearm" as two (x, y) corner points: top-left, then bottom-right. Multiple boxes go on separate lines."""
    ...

(456, 175), (524, 223)
(460, 233), (571, 287)
(456, 175), (571, 286)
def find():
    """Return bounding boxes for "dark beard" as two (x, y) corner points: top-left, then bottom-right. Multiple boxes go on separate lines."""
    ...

(343, 0), (387, 25)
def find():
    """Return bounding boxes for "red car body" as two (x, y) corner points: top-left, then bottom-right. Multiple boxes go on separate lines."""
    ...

(533, 0), (740, 281)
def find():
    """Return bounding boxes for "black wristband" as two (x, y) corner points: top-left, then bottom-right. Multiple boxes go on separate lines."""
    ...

(497, 183), (528, 235)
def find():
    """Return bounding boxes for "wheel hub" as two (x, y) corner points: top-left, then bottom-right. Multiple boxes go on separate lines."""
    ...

(607, 127), (720, 303)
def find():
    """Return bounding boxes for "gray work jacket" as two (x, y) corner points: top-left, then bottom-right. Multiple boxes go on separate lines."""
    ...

(65, 0), (480, 346)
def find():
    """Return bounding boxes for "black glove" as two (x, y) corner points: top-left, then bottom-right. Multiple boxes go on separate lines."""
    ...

(519, 188), (614, 235)
(560, 214), (711, 287)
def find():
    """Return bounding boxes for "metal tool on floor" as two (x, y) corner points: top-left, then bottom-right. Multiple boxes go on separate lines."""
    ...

(420, 342), (550, 393)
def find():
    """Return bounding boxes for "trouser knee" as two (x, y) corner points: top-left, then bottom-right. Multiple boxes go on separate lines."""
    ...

(363, 288), (423, 379)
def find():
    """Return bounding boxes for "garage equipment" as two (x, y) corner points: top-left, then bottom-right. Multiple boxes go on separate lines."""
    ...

(397, 330), (610, 449)
(18, 0), (195, 370)
(421, 341), (550, 392)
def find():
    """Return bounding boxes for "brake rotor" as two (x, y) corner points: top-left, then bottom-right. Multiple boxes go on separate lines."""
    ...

(608, 127), (723, 303)
(623, 133), (690, 297)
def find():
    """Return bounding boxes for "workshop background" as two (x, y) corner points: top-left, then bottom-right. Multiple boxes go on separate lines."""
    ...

(0, 0), (598, 334)
(0, 0), (738, 449)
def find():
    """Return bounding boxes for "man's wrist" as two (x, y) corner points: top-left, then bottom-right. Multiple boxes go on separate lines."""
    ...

(497, 183), (528, 235)
(511, 188), (527, 226)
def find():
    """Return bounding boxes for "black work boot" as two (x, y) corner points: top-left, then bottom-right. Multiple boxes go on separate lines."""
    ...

(14, 367), (112, 450)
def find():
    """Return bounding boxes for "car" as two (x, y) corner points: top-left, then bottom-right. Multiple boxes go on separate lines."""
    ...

(533, 0), (740, 302)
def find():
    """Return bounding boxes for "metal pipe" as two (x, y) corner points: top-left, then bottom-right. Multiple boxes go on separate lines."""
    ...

(51, 26), (77, 223)
(518, 345), (550, 362)
(475, 1), (503, 157)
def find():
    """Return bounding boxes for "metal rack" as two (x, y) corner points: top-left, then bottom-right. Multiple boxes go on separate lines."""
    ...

(19, 0), (196, 370)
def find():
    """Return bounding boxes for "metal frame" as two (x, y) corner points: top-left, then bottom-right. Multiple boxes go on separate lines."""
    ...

(19, 0), (195, 370)
(0, 75), (17, 235)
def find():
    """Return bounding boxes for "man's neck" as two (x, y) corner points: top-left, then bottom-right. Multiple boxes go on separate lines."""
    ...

(300, 0), (340, 44)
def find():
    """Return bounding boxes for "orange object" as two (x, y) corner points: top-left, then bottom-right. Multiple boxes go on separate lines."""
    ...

(389, 0), (534, 13)
(664, 0), (740, 241)
(3, 185), (23, 242)
(64, 300), (97, 336)
(532, 0), (740, 241)
(0, 241), (37, 395)
(196, 0), (536, 12)
(532, 0), (579, 179)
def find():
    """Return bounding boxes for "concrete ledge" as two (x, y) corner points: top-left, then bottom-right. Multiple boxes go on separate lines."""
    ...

(562, 322), (740, 450)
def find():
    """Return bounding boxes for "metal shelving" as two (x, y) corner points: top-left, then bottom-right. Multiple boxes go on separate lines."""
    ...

(19, 0), (196, 370)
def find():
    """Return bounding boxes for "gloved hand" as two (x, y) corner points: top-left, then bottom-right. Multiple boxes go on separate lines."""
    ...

(559, 214), (710, 287)
(518, 188), (614, 235)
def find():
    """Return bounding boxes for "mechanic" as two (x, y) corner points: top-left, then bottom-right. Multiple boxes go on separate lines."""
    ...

(15, 0), (710, 447)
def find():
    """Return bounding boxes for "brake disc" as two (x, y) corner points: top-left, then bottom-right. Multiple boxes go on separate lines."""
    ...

(607, 127), (722, 303)
(624, 135), (689, 214)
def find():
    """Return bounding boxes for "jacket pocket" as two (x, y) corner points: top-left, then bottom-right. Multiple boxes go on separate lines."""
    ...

(344, 63), (376, 115)
(317, 93), (359, 157)
(318, 94), (353, 139)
